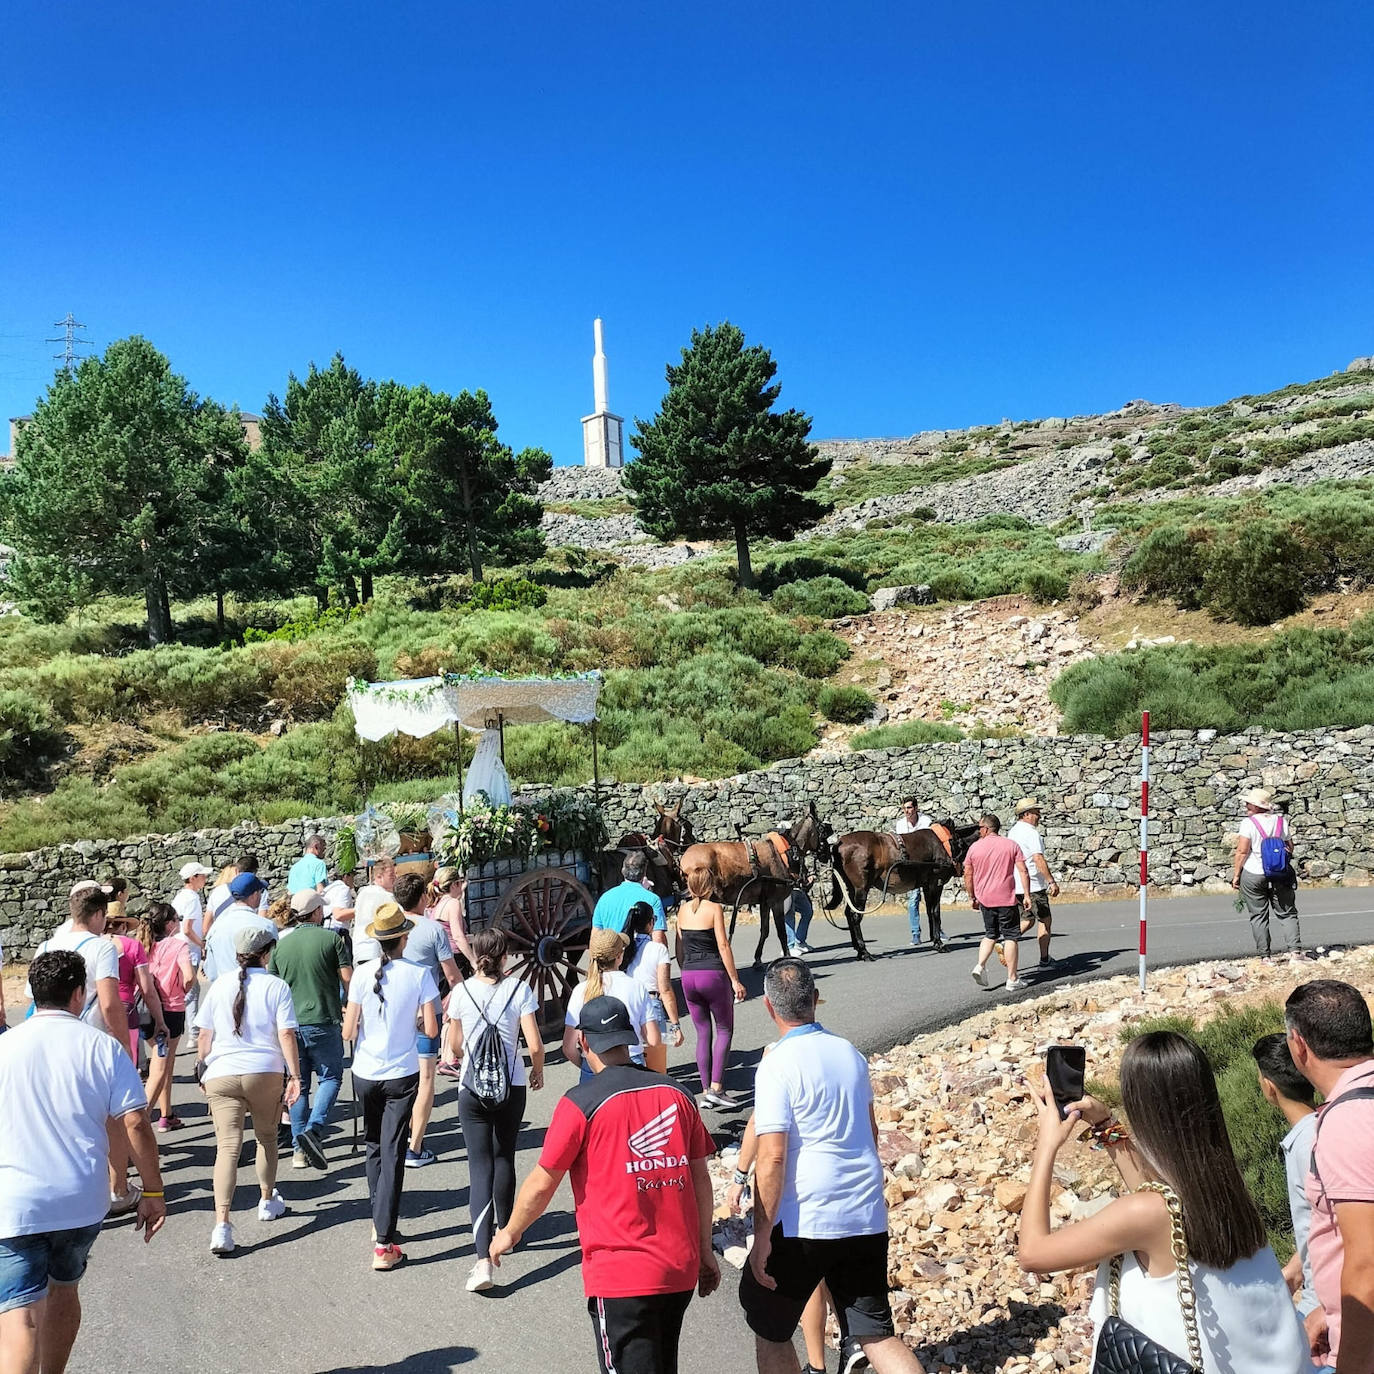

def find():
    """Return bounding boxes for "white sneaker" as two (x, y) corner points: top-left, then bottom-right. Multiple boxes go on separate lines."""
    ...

(210, 1221), (235, 1255)
(465, 1259), (495, 1292)
(1005, 978), (1027, 992)
(257, 1190), (287, 1221)
(971, 963), (988, 987)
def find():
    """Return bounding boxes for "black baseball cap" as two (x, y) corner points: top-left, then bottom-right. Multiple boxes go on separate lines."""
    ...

(578, 995), (638, 1053)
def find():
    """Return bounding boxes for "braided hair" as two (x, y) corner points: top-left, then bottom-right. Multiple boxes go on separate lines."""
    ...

(231, 951), (257, 1036)
(372, 935), (406, 1011)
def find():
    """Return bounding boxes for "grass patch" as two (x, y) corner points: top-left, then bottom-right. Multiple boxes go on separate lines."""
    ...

(543, 498), (635, 517)
(825, 453), (1020, 508)
(850, 720), (966, 749)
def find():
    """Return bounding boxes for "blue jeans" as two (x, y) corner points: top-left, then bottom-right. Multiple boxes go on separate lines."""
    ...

(784, 891), (813, 951)
(907, 888), (922, 943)
(289, 1024), (344, 1144)
(0, 1224), (102, 1313)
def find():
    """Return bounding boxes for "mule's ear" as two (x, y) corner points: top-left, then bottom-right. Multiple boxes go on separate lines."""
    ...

(808, 800), (818, 819)
(654, 802), (664, 816)
(670, 800), (683, 818)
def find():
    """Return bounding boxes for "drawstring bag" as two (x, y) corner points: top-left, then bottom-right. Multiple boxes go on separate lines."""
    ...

(463, 981), (520, 1109)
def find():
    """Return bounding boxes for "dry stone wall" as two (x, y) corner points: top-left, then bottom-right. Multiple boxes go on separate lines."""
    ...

(3, 726), (1372, 957)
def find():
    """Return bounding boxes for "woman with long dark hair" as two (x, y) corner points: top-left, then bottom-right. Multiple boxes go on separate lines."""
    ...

(624, 900), (683, 1075)
(446, 929), (544, 1293)
(146, 901), (196, 1129)
(341, 901), (439, 1272)
(1018, 1030), (1310, 1371)
(195, 925), (301, 1257)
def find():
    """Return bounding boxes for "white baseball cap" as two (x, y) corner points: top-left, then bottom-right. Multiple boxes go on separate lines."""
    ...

(179, 862), (213, 880)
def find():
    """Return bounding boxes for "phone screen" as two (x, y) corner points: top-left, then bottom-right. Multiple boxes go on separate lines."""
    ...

(1045, 1044), (1086, 1119)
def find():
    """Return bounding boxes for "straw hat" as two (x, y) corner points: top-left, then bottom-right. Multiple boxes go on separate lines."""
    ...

(1240, 788), (1275, 811)
(588, 927), (629, 961)
(1014, 798), (1042, 817)
(365, 901), (415, 941)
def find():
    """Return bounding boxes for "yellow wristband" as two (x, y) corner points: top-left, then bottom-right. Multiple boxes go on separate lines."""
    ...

(142, 1190), (165, 1198)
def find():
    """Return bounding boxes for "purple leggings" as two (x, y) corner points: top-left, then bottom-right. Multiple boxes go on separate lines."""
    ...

(681, 969), (735, 1088)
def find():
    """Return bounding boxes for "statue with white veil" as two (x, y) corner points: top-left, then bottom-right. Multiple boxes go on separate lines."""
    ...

(463, 725), (512, 806)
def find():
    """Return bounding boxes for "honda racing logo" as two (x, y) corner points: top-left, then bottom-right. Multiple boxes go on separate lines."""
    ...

(626, 1103), (688, 1173)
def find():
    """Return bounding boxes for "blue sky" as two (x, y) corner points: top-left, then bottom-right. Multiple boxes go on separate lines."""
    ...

(2, 2), (1371, 462)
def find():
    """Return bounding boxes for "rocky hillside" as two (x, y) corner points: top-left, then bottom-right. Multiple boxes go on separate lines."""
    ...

(537, 355), (1374, 556)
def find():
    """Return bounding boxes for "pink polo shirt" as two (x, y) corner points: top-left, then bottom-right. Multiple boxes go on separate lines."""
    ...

(1305, 1060), (1374, 1362)
(964, 833), (1023, 908)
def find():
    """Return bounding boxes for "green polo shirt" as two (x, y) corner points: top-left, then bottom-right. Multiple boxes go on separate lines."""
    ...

(268, 924), (351, 1027)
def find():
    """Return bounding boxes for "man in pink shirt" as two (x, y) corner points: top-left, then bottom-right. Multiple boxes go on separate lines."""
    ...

(1286, 979), (1374, 1371)
(963, 813), (1030, 993)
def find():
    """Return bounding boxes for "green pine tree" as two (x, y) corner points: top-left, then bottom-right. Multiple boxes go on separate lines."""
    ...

(625, 322), (829, 587)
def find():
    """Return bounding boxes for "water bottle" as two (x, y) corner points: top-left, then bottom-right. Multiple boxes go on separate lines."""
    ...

(155, 1031), (168, 1058)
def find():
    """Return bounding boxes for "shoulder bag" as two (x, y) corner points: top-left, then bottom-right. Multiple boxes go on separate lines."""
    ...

(1093, 1181), (1203, 1374)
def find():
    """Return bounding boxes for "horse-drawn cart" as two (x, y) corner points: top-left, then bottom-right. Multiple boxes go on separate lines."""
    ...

(347, 672), (606, 1034)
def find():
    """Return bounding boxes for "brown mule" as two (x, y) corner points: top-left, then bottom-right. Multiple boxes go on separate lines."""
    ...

(598, 801), (697, 903)
(821, 820), (977, 960)
(679, 803), (832, 967)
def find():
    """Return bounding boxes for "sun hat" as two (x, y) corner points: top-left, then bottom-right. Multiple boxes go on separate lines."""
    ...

(69, 879), (100, 896)
(365, 901), (415, 941)
(234, 925), (277, 958)
(577, 995), (639, 1054)
(290, 890), (324, 917)
(229, 871), (266, 899)
(1240, 788), (1275, 811)
(1014, 798), (1042, 817)
(179, 862), (213, 881)
(588, 927), (629, 961)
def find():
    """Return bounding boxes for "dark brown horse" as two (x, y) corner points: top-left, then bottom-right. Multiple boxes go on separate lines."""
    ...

(599, 799), (697, 902)
(821, 819), (978, 960)
(680, 802), (833, 967)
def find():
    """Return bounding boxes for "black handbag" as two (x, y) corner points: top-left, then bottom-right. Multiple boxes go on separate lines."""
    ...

(1093, 1182), (1203, 1374)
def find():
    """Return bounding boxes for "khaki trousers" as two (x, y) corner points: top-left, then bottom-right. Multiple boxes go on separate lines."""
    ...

(206, 1072), (284, 1210)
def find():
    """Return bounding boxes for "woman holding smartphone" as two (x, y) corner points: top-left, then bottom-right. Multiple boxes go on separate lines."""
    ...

(1018, 1031), (1309, 1372)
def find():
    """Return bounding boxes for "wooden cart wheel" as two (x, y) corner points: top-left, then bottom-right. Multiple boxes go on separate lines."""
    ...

(493, 867), (595, 1038)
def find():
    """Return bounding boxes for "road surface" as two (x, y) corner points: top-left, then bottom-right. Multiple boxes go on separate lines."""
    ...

(72, 887), (1373, 1373)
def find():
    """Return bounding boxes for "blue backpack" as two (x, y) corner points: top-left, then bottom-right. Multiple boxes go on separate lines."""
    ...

(1252, 813), (1290, 880)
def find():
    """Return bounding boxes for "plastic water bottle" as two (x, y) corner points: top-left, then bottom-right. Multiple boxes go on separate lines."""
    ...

(155, 1031), (168, 1058)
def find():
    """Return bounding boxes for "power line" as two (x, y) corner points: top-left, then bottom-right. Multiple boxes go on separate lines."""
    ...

(46, 313), (90, 373)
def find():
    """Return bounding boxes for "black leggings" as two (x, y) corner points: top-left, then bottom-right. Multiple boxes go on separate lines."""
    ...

(458, 1085), (527, 1259)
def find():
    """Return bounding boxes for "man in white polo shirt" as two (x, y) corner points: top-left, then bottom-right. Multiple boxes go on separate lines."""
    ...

(740, 958), (923, 1374)
(1009, 798), (1060, 970)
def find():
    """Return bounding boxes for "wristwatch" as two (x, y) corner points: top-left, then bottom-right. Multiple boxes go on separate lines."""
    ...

(733, 1168), (750, 1186)
(666, 1022), (680, 1035)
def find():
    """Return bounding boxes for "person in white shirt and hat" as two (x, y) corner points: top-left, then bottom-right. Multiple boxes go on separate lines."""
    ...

(1231, 788), (1300, 959)
(1009, 799), (1060, 969)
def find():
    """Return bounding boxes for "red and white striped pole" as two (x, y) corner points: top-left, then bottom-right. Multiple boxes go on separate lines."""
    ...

(1139, 710), (1150, 994)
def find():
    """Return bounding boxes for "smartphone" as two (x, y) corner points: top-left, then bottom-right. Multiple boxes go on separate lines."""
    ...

(1045, 1044), (1086, 1119)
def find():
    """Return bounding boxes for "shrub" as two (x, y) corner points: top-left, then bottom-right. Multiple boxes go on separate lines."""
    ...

(791, 631), (850, 679)
(465, 577), (548, 612)
(926, 569), (975, 602)
(756, 555), (868, 594)
(850, 720), (965, 749)
(817, 685), (875, 723)
(1067, 574), (1103, 614)
(0, 689), (62, 777)
(772, 577), (870, 619)
(1202, 521), (1310, 625)
(1121, 525), (1209, 608)
(1020, 568), (1068, 603)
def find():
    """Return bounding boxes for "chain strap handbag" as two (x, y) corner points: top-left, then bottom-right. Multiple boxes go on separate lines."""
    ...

(1092, 1181), (1204, 1374)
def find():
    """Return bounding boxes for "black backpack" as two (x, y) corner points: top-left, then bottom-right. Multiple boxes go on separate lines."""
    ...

(462, 980), (521, 1109)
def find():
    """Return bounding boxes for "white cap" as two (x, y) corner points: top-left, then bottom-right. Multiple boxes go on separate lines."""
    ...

(69, 879), (100, 896)
(179, 862), (213, 880)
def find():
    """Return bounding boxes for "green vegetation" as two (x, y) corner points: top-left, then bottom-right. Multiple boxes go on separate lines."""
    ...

(816, 685), (874, 724)
(824, 452), (1018, 508)
(849, 720), (966, 749)
(1051, 616), (1374, 736)
(770, 576), (870, 618)
(543, 497), (635, 517)
(1115, 1004), (1293, 1257)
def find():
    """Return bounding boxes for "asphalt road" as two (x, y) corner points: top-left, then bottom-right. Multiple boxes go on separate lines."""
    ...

(74, 888), (1374, 1374)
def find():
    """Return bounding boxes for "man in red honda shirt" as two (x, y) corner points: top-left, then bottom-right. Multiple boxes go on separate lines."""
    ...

(964, 812), (1031, 993)
(490, 995), (721, 1374)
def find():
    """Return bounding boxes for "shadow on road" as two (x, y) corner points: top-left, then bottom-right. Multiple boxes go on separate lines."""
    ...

(316, 1345), (477, 1373)
(911, 1300), (1067, 1367)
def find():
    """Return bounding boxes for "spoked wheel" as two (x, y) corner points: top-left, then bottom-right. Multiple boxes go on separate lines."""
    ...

(494, 867), (595, 1038)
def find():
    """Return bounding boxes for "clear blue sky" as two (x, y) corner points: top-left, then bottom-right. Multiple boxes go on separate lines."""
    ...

(2, 2), (1371, 462)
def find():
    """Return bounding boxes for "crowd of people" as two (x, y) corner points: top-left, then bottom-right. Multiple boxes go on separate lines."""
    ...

(0, 782), (1354, 1374)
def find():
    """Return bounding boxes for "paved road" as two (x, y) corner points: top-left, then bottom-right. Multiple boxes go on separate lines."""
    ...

(76, 889), (1373, 1374)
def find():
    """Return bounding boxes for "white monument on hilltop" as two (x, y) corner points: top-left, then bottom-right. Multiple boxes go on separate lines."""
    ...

(581, 318), (624, 468)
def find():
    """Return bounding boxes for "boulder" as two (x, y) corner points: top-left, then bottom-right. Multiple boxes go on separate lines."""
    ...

(872, 584), (934, 612)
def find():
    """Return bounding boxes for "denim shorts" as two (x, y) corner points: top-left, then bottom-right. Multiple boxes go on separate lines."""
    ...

(0, 1224), (102, 1313)
(416, 1032), (441, 1060)
(645, 993), (668, 1031)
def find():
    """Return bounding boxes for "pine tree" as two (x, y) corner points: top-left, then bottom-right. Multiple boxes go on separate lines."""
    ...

(625, 322), (829, 587)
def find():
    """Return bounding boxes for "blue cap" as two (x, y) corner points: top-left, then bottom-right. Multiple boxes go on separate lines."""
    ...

(229, 872), (265, 899)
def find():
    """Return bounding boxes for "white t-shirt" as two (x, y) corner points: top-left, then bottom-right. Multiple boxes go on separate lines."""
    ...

(0, 1011), (147, 1234)
(194, 968), (297, 1082)
(625, 934), (671, 996)
(1008, 819), (1048, 895)
(753, 1023), (886, 1240)
(322, 879), (354, 919)
(1088, 1246), (1310, 1373)
(1239, 813), (1290, 877)
(893, 812), (933, 835)
(31, 927), (120, 1032)
(204, 906), (277, 984)
(351, 884), (394, 962)
(348, 958), (439, 1081)
(173, 887), (205, 940)
(448, 976), (538, 1091)
(208, 882), (268, 919)
(565, 971), (652, 1058)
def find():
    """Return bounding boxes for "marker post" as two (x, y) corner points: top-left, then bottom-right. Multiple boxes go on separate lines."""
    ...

(1139, 710), (1150, 995)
